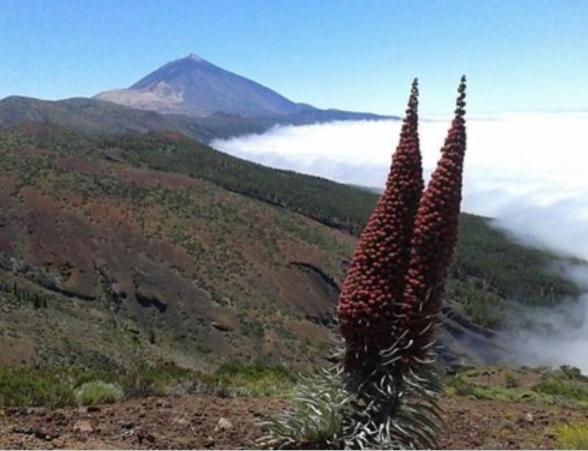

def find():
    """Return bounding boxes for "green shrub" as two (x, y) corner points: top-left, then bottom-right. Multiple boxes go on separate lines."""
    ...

(555, 423), (588, 449)
(559, 365), (587, 381)
(211, 361), (296, 397)
(505, 373), (520, 388)
(76, 380), (123, 405)
(123, 362), (202, 397)
(471, 386), (540, 403)
(533, 369), (588, 403)
(447, 376), (475, 397)
(0, 367), (75, 408)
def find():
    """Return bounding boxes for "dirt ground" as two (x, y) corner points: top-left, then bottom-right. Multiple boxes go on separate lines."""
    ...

(0, 394), (585, 449)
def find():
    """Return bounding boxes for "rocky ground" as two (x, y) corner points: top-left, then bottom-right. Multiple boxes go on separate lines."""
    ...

(0, 394), (585, 450)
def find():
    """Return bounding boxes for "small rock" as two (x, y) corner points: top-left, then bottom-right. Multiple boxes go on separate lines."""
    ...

(211, 321), (232, 332)
(204, 436), (215, 448)
(173, 416), (189, 426)
(7, 408), (25, 416)
(215, 417), (233, 431)
(73, 420), (93, 433)
(524, 413), (534, 424)
(87, 405), (101, 413)
(14, 427), (55, 441)
(120, 429), (134, 439)
(136, 428), (155, 444)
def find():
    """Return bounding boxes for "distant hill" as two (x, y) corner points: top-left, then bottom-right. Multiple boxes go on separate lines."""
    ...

(95, 53), (390, 121)
(0, 125), (581, 372)
(0, 95), (394, 144)
(0, 95), (238, 142)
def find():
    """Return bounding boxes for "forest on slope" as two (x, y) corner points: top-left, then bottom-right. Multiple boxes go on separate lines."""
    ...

(0, 123), (580, 376)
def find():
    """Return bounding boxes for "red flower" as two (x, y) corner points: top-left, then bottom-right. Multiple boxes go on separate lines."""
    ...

(399, 76), (467, 364)
(337, 77), (467, 376)
(337, 79), (424, 371)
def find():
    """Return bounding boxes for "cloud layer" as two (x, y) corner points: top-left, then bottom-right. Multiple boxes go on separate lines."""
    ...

(212, 113), (588, 259)
(212, 113), (588, 371)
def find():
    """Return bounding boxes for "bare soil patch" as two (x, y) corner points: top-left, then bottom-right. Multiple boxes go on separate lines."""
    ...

(0, 394), (585, 449)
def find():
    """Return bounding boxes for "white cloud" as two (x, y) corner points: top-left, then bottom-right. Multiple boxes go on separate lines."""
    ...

(212, 113), (588, 371)
(212, 113), (588, 260)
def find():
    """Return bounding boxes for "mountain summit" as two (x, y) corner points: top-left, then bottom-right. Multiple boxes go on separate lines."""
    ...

(95, 53), (310, 118)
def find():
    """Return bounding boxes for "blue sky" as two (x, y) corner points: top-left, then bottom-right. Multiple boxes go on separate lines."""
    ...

(1, 0), (587, 115)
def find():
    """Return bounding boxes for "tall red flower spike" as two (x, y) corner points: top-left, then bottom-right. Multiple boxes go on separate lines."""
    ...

(337, 79), (424, 372)
(400, 76), (467, 364)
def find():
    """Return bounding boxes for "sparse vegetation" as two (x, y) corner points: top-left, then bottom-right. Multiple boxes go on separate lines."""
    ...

(76, 380), (124, 405)
(107, 133), (377, 234)
(124, 362), (204, 397)
(447, 375), (476, 396)
(211, 361), (296, 397)
(555, 423), (588, 450)
(505, 373), (521, 388)
(532, 367), (588, 403)
(0, 361), (297, 409)
(0, 368), (75, 408)
(446, 366), (588, 409)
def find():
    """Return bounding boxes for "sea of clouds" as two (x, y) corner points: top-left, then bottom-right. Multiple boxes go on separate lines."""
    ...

(212, 113), (588, 372)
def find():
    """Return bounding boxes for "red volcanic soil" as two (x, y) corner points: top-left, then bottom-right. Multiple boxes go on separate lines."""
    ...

(0, 394), (584, 449)
(0, 137), (355, 367)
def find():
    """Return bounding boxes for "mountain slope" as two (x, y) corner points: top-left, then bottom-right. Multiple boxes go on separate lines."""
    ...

(0, 96), (270, 142)
(0, 96), (182, 135)
(95, 53), (389, 121)
(120, 53), (303, 117)
(0, 125), (581, 373)
(0, 95), (393, 144)
(0, 126), (354, 371)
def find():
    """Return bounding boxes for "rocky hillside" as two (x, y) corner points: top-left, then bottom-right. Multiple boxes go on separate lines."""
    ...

(0, 124), (581, 374)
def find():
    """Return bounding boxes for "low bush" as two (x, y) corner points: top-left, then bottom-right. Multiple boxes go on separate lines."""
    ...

(533, 368), (588, 403)
(211, 361), (296, 397)
(555, 423), (588, 449)
(0, 359), (297, 408)
(446, 375), (475, 397)
(0, 367), (75, 408)
(505, 373), (520, 388)
(123, 362), (202, 397)
(76, 380), (124, 405)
